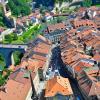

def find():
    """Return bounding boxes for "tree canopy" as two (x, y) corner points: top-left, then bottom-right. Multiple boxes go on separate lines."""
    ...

(8, 0), (31, 17)
(83, 0), (92, 7)
(0, 5), (5, 27)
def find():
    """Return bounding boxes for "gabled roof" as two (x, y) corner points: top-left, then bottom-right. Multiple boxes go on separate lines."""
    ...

(0, 79), (31, 100)
(77, 66), (100, 97)
(20, 59), (39, 72)
(72, 60), (93, 72)
(46, 23), (66, 32)
(45, 76), (73, 97)
(89, 82), (100, 96)
(93, 54), (100, 62)
(84, 67), (99, 75)
(9, 68), (35, 84)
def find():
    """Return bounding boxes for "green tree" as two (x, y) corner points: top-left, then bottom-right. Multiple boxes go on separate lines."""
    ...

(8, 0), (15, 10)
(5, 34), (13, 43)
(0, 75), (5, 86)
(4, 33), (18, 43)
(11, 33), (18, 40)
(0, 5), (5, 27)
(83, 0), (92, 7)
(8, 0), (31, 17)
(13, 51), (23, 65)
(13, 7), (21, 17)
(21, 6), (30, 16)
(0, 55), (4, 61)
(0, 68), (11, 86)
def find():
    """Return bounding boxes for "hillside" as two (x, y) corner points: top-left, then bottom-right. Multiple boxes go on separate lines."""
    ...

(8, 0), (31, 17)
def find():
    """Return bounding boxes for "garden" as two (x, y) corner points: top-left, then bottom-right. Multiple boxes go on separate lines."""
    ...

(2, 24), (42, 44)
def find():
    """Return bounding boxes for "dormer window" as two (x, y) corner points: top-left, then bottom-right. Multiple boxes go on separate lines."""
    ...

(86, 24), (88, 26)
(25, 66), (28, 70)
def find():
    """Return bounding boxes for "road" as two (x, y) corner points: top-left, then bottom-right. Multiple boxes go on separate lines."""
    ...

(49, 45), (85, 100)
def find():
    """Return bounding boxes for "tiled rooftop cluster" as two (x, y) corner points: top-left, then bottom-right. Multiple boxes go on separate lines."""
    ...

(73, 6), (100, 30)
(60, 6), (100, 99)
(44, 22), (67, 43)
(14, 9), (41, 34)
(0, 68), (35, 100)
(0, 35), (52, 100)
(22, 35), (51, 70)
(16, 9), (41, 26)
(0, 5), (100, 100)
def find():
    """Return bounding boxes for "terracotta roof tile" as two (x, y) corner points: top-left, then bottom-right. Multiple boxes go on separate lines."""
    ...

(45, 23), (66, 33)
(93, 54), (100, 62)
(73, 20), (97, 29)
(0, 79), (31, 100)
(88, 82), (100, 96)
(9, 68), (35, 84)
(84, 67), (99, 75)
(73, 61), (93, 72)
(32, 54), (46, 62)
(45, 76), (73, 97)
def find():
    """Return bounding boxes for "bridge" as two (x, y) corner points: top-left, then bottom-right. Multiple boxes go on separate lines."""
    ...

(0, 44), (28, 67)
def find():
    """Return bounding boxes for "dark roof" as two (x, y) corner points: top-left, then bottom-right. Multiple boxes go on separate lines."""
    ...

(29, 51), (47, 58)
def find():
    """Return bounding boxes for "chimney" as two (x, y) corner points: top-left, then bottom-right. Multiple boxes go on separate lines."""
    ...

(94, 61), (97, 66)
(97, 62), (100, 80)
(83, 43), (86, 51)
(89, 47), (94, 57)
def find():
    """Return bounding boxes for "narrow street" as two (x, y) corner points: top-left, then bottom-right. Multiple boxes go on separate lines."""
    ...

(49, 45), (85, 100)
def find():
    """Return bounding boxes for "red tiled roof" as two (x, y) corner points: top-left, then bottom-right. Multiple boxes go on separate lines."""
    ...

(45, 76), (73, 97)
(73, 19), (97, 28)
(93, 54), (100, 62)
(88, 82), (100, 96)
(0, 79), (31, 100)
(45, 23), (66, 33)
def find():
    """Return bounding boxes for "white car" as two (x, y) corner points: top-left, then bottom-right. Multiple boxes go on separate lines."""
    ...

(55, 70), (59, 75)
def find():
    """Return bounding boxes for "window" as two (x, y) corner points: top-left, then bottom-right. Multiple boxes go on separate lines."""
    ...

(86, 24), (88, 26)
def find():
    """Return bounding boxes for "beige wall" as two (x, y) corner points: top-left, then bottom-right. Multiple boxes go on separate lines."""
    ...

(26, 72), (40, 100)
(25, 88), (32, 100)
(43, 47), (52, 77)
(33, 71), (40, 94)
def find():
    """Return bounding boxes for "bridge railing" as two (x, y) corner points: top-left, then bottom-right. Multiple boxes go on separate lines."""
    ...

(0, 44), (28, 49)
